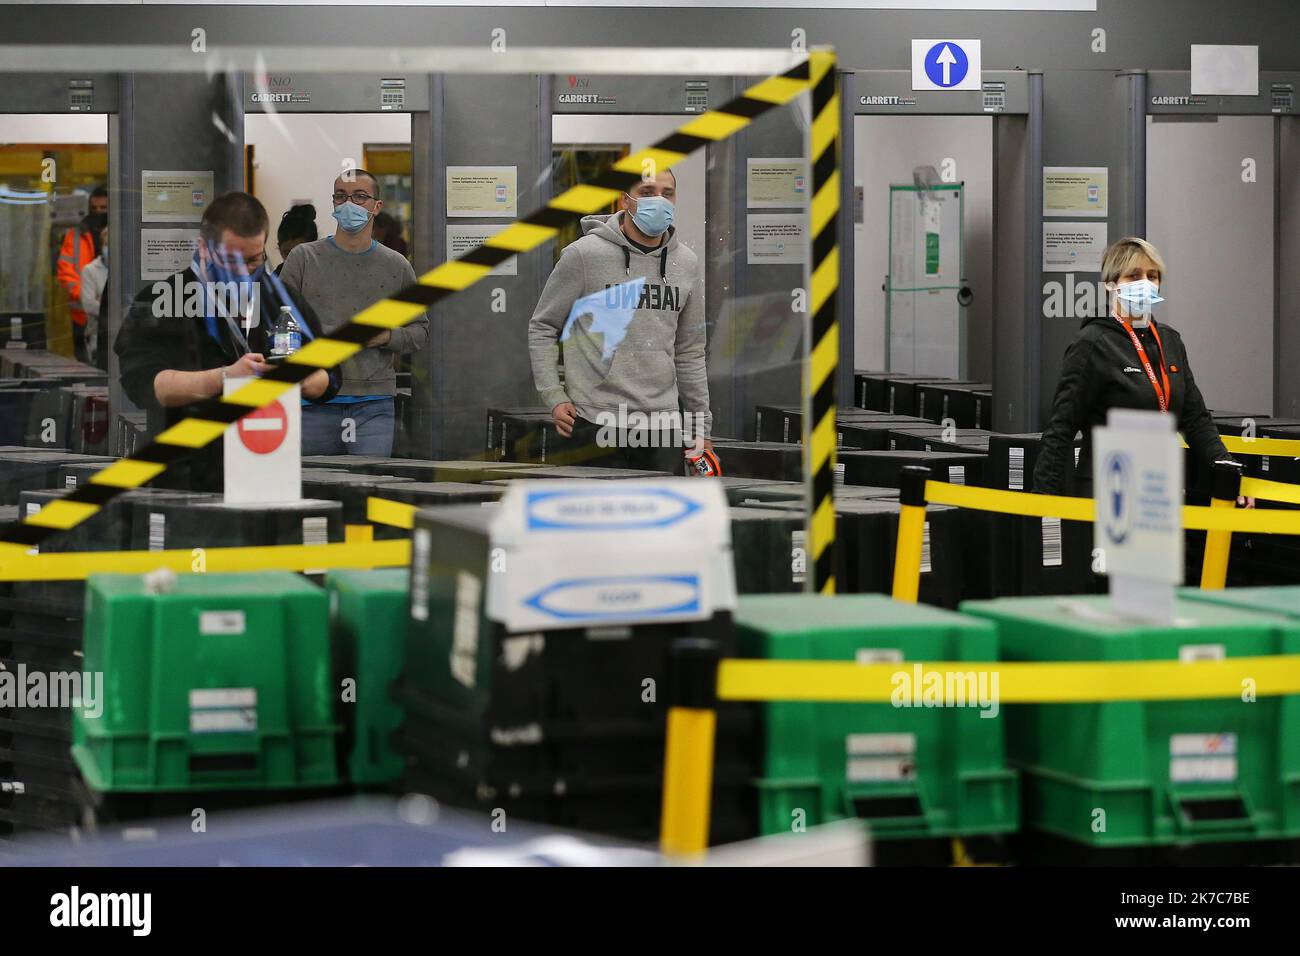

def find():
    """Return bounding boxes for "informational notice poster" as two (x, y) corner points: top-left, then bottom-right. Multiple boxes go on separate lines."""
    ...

(1043, 221), (1108, 272)
(140, 228), (200, 280)
(141, 170), (213, 223)
(746, 214), (807, 265)
(446, 165), (517, 217)
(746, 158), (809, 208)
(446, 224), (518, 276)
(1043, 166), (1108, 218)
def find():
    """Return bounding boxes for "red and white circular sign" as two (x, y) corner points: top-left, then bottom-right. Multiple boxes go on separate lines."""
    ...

(237, 400), (288, 455)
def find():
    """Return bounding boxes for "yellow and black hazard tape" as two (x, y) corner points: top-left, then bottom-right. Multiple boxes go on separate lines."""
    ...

(717, 656), (1300, 703)
(802, 52), (840, 595)
(0, 53), (834, 553)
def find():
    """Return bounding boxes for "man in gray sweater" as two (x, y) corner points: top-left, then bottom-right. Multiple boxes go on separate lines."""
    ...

(528, 169), (711, 473)
(280, 169), (430, 456)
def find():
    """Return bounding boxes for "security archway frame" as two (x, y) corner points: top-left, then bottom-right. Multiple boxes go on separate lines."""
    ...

(844, 69), (1043, 433)
(1136, 70), (1300, 419)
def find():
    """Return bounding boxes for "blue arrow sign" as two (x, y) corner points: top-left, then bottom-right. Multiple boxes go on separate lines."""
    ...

(924, 42), (969, 89)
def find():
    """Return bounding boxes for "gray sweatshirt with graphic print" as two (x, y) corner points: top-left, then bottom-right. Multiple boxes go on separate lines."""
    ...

(528, 211), (711, 436)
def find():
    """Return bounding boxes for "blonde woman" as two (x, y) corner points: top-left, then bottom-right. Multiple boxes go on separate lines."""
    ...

(1033, 237), (1244, 502)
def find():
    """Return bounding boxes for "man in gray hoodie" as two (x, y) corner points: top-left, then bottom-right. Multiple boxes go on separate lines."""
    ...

(528, 169), (711, 473)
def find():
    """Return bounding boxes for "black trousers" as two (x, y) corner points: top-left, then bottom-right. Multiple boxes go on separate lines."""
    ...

(547, 415), (687, 476)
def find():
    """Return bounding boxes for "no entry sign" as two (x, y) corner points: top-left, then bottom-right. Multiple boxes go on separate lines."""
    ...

(238, 400), (288, 455)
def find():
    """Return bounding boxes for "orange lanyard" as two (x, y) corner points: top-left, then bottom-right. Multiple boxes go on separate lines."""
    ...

(1117, 317), (1171, 412)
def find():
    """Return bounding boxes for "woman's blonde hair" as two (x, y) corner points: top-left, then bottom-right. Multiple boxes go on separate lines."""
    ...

(1100, 236), (1166, 286)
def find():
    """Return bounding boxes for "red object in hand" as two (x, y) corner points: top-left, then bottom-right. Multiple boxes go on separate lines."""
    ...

(686, 447), (722, 477)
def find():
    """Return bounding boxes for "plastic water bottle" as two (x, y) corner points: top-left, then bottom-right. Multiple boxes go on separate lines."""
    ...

(271, 306), (302, 357)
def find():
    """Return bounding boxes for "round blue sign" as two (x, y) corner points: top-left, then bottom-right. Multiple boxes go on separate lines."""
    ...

(924, 42), (970, 89)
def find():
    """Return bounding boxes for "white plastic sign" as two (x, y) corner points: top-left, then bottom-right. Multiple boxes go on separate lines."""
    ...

(223, 376), (302, 504)
(911, 40), (982, 92)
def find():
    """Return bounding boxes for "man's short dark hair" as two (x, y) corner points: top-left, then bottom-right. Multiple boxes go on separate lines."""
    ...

(337, 168), (381, 199)
(90, 185), (108, 200)
(200, 191), (270, 242)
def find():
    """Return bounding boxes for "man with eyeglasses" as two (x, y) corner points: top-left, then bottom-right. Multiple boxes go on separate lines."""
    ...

(115, 192), (338, 492)
(278, 169), (430, 456)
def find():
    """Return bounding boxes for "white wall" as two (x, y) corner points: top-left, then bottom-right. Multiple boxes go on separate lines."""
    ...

(1146, 115), (1274, 414)
(854, 114), (993, 380)
(0, 114), (107, 144)
(551, 114), (705, 260)
(245, 112), (411, 267)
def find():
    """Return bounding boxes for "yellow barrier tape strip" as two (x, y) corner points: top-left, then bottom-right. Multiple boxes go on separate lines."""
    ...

(925, 481), (1094, 521)
(1222, 434), (1300, 456)
(368, 496), (416, 530)
(0, 539), (409, 581)
(1241, 476), (1300, 505)
(717, 656), (1300, 703)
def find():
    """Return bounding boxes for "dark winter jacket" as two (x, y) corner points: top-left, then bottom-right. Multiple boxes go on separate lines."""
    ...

(1033, 314), (1229, 495)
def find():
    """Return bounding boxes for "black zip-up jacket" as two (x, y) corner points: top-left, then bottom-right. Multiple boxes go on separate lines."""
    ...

(1032, 314), (1229, 495)
(115, 267), (340, 491)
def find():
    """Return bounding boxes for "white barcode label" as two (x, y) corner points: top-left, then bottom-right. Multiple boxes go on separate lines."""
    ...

(888, 385), (897, 413)
(837, 430), (843, 445)
(792, 529), (806, 584)
(302, 516), (328, 546)
(948, 465), (965, 485)
(942, 394), (950, 419)
(860, 381), (868, 407)
(199, 610), (246, 635)
(1074, 446), (1081, 465)
(920, 522), (932, 574)
(450, 572), (482, 688)
(846, 732), (915, 782)
(889, 438), (897, 451)
(189, 687), (256, 734)
(148, 512), (165, 551)
(1179, 643), (1226, 662)
(855, 648), (904, 664)
(411, 528), (431, 622)
(834, 462), (845, 486)
(25, 501), (39, 555)
(64, 475), (77, 489)
(1008, 446), (1025, 491)
(755, 410), (763, 436)
(1262, 455), (1270, 473)
(917, 393), (926, 417)
(1042, 517), (1062, 567)
(1169, 733), (1237, 783)
(974, 397), (983, 423)
(782, 418), (791, 443)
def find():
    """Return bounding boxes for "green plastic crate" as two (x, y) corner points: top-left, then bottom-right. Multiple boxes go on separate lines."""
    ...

(734, 594), (1017, 841)
(74, 572), (340, 793)
(326, 568), (409, 786)
(961, 593), (1300, 848)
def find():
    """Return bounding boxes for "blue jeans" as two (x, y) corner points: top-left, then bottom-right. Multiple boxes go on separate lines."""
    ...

(301, 399), (395, 456)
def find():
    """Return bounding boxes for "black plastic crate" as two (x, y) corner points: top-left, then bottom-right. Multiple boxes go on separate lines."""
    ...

(707, 442), (804, 482)
(300, 469), (415, 524)
(0, 448), (115, 505)
(913, 381), (992, 427)
(888, 428), (994, 455)
(127, 497), (344, 550)
(485, 465), (672, 482)
(840, 449), (987, 489)
(854, 373), (948, 413)
(728, 506), (805, 594)
(55, 459), (112, 491)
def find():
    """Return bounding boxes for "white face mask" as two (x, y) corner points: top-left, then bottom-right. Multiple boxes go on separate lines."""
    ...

(1113, 278), (1163, 324)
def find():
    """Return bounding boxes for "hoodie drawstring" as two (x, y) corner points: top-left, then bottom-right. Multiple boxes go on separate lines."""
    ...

(623, 246), (630, 276)
(660, 247), (668, 280)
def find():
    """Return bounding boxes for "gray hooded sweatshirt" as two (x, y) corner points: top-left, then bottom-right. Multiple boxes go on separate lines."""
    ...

(528, 211), (711, 436)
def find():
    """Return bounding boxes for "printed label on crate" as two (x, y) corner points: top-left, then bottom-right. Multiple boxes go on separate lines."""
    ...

(148, 512), (165, 551)
(524, 487), (700, 532)
(855, 647), (904, 664)
(918, 393), (926, 417)
(782, 418), (791, 443)
(1169, 733), (1237, 782)
(792, 529), (806, 584)
(942, 394), (950, 419)
(522, 573), (700, 621)
(888, 386), (897, 413)
(451, 571), (482, 688)
(1042, 517), (1063, 567)
(921, 521), (932, 574)
(846, 732), (916, 782)
(834, 462), (845, 486)
(500, 634), (544, 671)
(1179, 643), (1226, 662)
(1008, 446), (1025, 490)
(189, 687), (256, 734)
(199, 610), (246, 635)
(64, 475), (76, 489)
(490, 723), (544, 746)
(1074, 446), (1081, 466)
(1262, 455), (1270, 473)
(302, 515), (329, 575)
(0, 781), (25, 794)
(948, 465), (965, 485)
(410, 528), (431, 622)
(24, 501), (39, 555)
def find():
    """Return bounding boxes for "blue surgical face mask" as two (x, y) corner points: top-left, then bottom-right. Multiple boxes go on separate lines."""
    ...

(1114, 277), (1163, 319)
(628, 194), (674, 237)
(332, 201), (371, 234)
